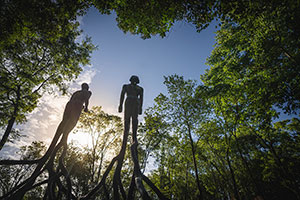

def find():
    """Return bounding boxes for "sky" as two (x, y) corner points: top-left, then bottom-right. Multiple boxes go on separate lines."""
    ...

(0, 7), (217, 158)
(82, 7), (218, 113)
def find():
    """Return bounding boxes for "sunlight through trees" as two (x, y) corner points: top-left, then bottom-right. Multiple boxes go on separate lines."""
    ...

(1, 0), (299, 199)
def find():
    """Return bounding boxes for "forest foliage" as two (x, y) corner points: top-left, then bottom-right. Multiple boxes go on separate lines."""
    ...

(1, 0), (299, 199)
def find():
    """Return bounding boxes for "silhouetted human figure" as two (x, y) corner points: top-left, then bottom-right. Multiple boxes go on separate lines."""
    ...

(118, 75), (143, 143)
(117, 76), (151, 199)
(7, 83), (92, 200)
(57, 82), (92, 137)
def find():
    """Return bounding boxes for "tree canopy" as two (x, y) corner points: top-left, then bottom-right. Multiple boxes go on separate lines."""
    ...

(0, 0), (95, 150)
(1, 0), (299, 199)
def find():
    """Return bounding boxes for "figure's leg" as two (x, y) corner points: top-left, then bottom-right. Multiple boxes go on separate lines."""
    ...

(55, 120), (66, 137)
(61, 101), (82, 136)
(132, 102), (139, 144)
(45, 104), (79, 163)
(55, 101), (72, 136)
(40, 103), (72, 160)
(63, 118), (78, 137)
(9, 104), (74, 199)
(132, 115), (138, 144)
(124, 116), (130, 134)
(124, 100), (131, 135)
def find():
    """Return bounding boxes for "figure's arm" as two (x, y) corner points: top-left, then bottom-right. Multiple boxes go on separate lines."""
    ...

(118, 85), (126, 113)
(139, 87), (144, 115)
(84, 91), (92, 112)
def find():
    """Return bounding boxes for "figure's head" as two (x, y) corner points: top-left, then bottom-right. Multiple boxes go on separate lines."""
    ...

(130, 75), (140, 84)
(81, 83), (89, 90)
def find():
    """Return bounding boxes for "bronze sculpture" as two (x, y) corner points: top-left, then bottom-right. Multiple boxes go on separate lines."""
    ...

(56, 82), (92, 136)
(5, 83), (92, 200)
(118, 75), (143, 143)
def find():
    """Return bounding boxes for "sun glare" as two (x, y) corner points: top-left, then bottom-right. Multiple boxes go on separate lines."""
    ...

(68, 131), (93, 148)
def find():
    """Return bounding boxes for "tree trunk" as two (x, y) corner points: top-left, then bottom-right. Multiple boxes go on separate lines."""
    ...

(226, 148), (240, 200)
(0, 116), (16, 151)
(0, 86), (20, 151)
(234, 135), (265, 199)
(187, 123), (204, 200)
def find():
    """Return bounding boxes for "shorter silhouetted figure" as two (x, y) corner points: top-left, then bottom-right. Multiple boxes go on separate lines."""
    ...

(8, 83), (92, 200)
(56, 83), (92, 137)
(118, 75), (143, 143)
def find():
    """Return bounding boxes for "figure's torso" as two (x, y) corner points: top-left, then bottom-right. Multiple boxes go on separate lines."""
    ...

(124, 84), (142, 98)
(70, 90), (91, 104)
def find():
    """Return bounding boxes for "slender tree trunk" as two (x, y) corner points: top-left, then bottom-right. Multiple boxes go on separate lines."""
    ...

(186, 123), (203, 200)
(96, 152), (104, 182)
(226, 148), (240, 200)
(234, 136), (265, 199)
(0, 86), (20, 151)
(0, 116), (16, 151)
(185, 162), (189, 200)
(232, 107), (265, 199)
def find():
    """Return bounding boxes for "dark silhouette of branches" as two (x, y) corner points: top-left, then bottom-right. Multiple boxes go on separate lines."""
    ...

(0, 128), (168, 200)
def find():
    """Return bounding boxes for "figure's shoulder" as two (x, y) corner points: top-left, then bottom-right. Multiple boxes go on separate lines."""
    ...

(136, 85), (144, 95)
(122, 84), (129, 89)
(82, 90), (92, 97)
(72, 90), (80, 96)
(137, 85), (143, 93)
(88, 90), (92, 96)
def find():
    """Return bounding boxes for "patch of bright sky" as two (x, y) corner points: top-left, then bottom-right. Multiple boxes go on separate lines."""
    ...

(0, 7), (218, 157)
(83, 7), (218, 115)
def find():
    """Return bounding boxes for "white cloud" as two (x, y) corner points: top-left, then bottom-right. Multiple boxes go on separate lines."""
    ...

(72, 65), (97, 88)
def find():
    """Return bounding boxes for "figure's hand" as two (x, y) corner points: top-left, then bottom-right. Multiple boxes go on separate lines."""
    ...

(118, 105), (122, 113)
(84, 107), (89, 112)
(138, 107), (142, 115)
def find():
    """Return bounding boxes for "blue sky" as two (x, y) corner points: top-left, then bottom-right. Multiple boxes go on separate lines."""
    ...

(83, 7), (218, 113)
(0, 7), (218, 157)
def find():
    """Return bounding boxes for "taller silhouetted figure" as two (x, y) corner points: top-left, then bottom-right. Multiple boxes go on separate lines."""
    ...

(118, 75), (143, 143)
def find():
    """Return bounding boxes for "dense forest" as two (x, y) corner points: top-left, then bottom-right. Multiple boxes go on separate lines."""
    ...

(1, 0), (299, 199)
